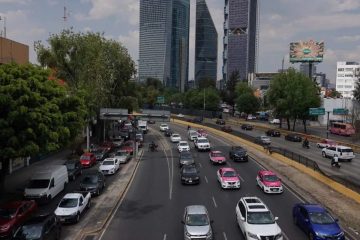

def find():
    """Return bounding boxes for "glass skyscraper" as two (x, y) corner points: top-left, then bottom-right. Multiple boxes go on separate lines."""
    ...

(195, 0), (218, 84)
(223, 0), (258, 82)
(139, 0), (173, 84)
(169, 0), (190, 92)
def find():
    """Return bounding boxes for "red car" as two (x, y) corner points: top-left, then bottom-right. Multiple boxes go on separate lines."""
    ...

(80, 152), (96, 167)
(316, 139), (337, 148)
(121, 140), (135, 155)
(221, 125), (233, 132)
(256, 170), (283, 194)
(100, 141), (115, 151)
(0, 200), (37, 238)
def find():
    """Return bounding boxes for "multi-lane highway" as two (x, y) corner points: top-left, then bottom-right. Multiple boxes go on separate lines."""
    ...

(100, 123), (315, 240)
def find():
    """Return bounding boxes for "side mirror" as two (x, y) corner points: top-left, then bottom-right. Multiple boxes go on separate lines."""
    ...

(240, 216), (245, 221)
(274, 217), (279, 221)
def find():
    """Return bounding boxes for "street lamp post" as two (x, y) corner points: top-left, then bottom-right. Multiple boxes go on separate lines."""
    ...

(326, 111), (330, 139)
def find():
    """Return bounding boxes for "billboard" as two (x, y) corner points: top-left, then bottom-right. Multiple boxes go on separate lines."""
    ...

(290, 40), (324, 63)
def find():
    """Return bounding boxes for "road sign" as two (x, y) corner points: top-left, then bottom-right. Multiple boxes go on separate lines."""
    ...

(157, 96), (165, 104)
(333, 108), (349, 115)
(309, 108), (325, 116)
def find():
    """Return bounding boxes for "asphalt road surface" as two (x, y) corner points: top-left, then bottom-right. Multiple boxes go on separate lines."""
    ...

(100, 123), (312, 240)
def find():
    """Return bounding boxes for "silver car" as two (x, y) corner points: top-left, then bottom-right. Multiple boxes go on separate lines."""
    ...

(182, 205), (213, 240)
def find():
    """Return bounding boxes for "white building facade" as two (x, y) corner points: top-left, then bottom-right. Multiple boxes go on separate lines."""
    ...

(335, 61), (360, 98)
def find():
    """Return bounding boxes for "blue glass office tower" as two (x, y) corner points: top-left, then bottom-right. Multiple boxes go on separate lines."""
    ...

(169, 0), (190, 92)
(223, 0), (258, 82)
(195, 0), (218, 84)
(139, 0), (173, 84)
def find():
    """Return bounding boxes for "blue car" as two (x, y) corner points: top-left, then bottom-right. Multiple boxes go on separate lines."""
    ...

(293, 203), (345, 240)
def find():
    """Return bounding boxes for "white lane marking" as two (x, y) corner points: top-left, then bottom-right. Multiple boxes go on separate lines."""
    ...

(199, 162), (202, 168)
(222, 232), (228, 240)
(212, 196), (218, 208)
(163, 234), (167, 240)
(238, 174), (245, 182)
(283, 231), (290, 240)
(227, 161), (232, 167)
(204, 176), (208, 183)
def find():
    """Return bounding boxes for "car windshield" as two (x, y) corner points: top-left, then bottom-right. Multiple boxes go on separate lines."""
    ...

(0, 208), (16, 219)
(93, 150), (105, 154)
(66, 163), (75, 170)
(263, 175), (279, 182)
(16, 224), (43, 239)
(309, 212), (335, 224)
(82, 176), (98, 184)
(59, 198), (78, 208)
(186, 214), (209, 226)
(27, 179), (50, 189)
(80, 155), (90, 160)
(183, 167), (197, 174)
(102, 161), (114, 165)
(161, 124), (168, 127)
(247, 211), (275, 224)
(212, 152), (223, 157)
(197, 139), (208, 143)
(341, 149), (353, 153)
(223, 171), (236, 177)
(116, 151), (127, 156)
(172, 134), (180, 138)
(180, 142), (188, 146)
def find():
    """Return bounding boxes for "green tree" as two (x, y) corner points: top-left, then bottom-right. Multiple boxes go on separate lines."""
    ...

(354, 83), (360, 101)
(203, 88), (221, 111)
(222, 70), (240, 114)
(198, 77), (216, 89)
(0, 63), (86, 195)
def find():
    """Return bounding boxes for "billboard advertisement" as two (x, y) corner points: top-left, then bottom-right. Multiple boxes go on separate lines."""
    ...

(290, 40), (324, 63)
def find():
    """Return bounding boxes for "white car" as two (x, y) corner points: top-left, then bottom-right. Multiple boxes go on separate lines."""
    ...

(247, 114), (257, 120)
(113, 150), (131, 164)
(269, 119), (280, 124)
(322, 145), (355, 162)
(235, 197), (283, 240)
(188, 130), (198, 141)
(159, 123), (169, 131)
(99, 158), (120, 175)
(194, 137), (211, 151)
(177, 113), (184, 118)
(170, 133), (182, 143)
(55, 192), (91, 223)
(177, 141), (190, 152)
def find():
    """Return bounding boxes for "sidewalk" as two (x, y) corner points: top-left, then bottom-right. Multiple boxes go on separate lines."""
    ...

(1, 149), (72, 204)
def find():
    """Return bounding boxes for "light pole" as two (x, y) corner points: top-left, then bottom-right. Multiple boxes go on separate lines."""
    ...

(326, 111), (330, 139)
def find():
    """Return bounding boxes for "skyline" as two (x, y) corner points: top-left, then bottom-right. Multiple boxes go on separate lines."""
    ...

(1, 0), (360, 83)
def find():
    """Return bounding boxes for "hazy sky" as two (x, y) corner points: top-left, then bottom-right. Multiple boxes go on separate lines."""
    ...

(1, 0), (360, 83)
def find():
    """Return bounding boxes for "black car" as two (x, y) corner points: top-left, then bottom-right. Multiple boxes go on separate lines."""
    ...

(179, 151), (195, 167)
(93, 149), (109, 161)
(80, 171), (106, 196)
(216, 119), (225, 125)
(64, 160), (82, 181)
(229, 146), (248, 162)
(148, 120), (155, 124)
(285, 134), (302, 142)
(241, 124), (253, 130)
(265, 129), (281, 137)
(193, 117), (203, 123)
(119, 129), (130, 140)
(180, 164), (200, 185)
(164, 129), (173, 137)
(13, 214), (61, 240)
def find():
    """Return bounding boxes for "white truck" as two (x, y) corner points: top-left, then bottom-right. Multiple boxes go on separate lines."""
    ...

(194, 137), (211, 151)
(55, 192), (91, 223)
(138, 120), (148, 134)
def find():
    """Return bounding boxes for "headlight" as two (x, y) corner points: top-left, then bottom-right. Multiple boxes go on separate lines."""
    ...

(206, 230), (212, 237)
(275, 233), (283, 240)
(70, 212), (77, 216)
(247, 232), (259, 239)
(339, 231), (345, 236)
(315, 232), (326, 238)
(185, 231), (191, 237)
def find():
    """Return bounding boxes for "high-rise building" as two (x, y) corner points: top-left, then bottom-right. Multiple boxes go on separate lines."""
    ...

(336, 61), (360, 98)
(139, 0), (173, 84)
(195, 0), (218, 85)
(223, 0), (258, 82)
(170, 0), (190, 92)
(299, 63), (317, 79)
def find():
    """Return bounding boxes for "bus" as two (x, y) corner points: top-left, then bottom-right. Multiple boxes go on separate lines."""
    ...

(329, 122), (355, 136)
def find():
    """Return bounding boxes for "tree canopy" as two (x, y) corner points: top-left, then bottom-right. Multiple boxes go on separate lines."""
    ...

(235, 83), (260, 114)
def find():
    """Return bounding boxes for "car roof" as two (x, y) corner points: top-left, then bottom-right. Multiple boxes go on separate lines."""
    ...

(172, 133), (180, 136)
(241, 197), (269, 212)
(336, 145), (352, 149)
(24, 214), (53, 225)
(197, 137), (208, 140)
(179, 141), (188, 144)
(103, 158), (115, 162)
(259, 170), (276, 176)
(211, 150), (222, 154)
(82, 152), (93, 156)
(301, 204), (326, 213)
(186, 205), (207, 214)
(220, 167), (235, 172)
(63, 193), (82, 199)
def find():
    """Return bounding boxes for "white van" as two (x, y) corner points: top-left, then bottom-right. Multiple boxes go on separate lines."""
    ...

(138, 120), (148, 134)
(24, 165), (69, 203)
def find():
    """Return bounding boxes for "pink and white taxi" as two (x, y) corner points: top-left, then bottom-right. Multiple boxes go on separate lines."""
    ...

(197, 129), (208, 137)
(209, 150), (226, 164)
(217, 167), (241, 189)
(256, 170), (283, 194)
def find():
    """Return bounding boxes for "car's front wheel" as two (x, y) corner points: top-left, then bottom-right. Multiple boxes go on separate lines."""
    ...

(308, 232), (314, 240)
(322, 152), (327, 158)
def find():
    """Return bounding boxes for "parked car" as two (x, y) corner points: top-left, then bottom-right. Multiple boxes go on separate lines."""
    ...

(92, 148), (109, 162)
(111, 136), (123, 147)
(80, 152), (97, 167)
(159, 123), (169, 131)
(180, 164), (200, 185)
(209, 151), (226, 164)
(170, 133), (182, 143)
(177, 141), (190, 152)
(119, 129), (130, 140)
(80, 171), (106, 196)
(265, 129), (281, 137)
(120, 140), (135, 155)
(247, 114), (257, 120)
(24, 165), (69, 204)
(194, 137), (211, 151)
(148, 120), (155, 124)
(229, 146), (248, 162)
(13, 214), (61, 240)
(187, 130), (198, 141)
(293, 203), (345, 240)
(256, 170), (283, 194)
(65, 160), (82, 181)
(241, 124), (253, 130)
(285, 134), (302, 142)
(321, 145), (355, 162)
(316, 139), (337, 148)
(269, 118), (280, 124)
(197, 129), (208, 137)
(135, 133), (144, 148)
(113, 150), (131, 164)
(235, 197), (283, 240)
(216, 119), (225, 125)
(217, 167), (241, 189)
(178, 151), (195, 167)
(221, 125), (233, 132)
(55, 192), (91, 223)
(164, 129), (173, 137)
(176, 113), (184, 118)
(0, 201), (37, 238)
(100, 141), (115, 151)
(255, 136), (271, 145)
(99, 158), (120, 175)
(182, 205), (212, 240)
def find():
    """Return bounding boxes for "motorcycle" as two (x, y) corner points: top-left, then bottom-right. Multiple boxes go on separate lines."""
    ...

(302, 141), (310, 149)
(149, 143), (158, 152)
